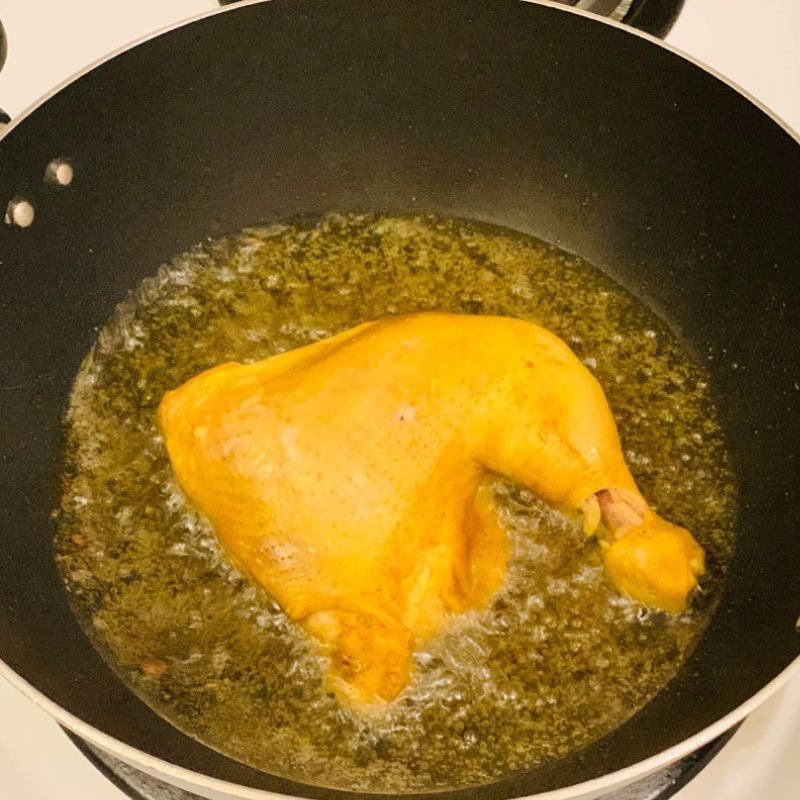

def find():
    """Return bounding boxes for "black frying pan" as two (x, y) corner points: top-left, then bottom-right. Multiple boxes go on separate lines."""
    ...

(1, 2), (799, 798)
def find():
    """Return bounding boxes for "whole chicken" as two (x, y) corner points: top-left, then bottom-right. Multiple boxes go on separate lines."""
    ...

(158, 313), (704, 706)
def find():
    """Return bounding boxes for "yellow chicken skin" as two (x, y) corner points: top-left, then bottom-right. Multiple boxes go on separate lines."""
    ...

(158, 312), (705, 707)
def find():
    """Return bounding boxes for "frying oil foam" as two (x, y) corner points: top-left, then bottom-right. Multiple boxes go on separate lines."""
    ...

(56, 213), (736, 792)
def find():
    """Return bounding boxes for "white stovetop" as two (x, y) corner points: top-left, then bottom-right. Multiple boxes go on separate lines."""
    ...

(0, 1), (798, 799)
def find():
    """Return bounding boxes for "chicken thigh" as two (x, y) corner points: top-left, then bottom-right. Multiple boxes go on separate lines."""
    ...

(158, 313), (704, 706)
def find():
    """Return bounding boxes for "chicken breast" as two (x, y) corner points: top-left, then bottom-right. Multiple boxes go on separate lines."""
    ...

(158, 312), (704, 706)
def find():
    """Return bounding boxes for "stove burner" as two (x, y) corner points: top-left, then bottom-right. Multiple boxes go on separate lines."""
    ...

(65, 726), (739, 800)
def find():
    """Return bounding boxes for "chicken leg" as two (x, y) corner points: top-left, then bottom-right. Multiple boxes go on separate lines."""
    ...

(158, 312), (704, 706)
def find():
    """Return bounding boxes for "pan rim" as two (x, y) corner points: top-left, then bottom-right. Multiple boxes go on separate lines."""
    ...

(1, 0), (799, 797)
(2, 655), (800, 799)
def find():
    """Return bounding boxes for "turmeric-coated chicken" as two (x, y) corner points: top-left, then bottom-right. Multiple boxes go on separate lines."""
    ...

(158, 313), (705, 707)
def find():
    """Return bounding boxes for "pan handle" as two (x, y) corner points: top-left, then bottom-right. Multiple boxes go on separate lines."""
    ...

(0, 18), (9, 125)
(576, 0), (687, 38)
(622, 0), (686, 39)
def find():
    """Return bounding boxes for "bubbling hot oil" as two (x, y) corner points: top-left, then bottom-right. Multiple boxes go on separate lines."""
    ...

(56, 214), (737, 792)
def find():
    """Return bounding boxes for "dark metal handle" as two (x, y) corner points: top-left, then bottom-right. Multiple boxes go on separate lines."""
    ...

(622, 0), (686, 38)
(575, 0), (630, 17)
(576, 0), (687, 38)
(0, 17), (9, 125)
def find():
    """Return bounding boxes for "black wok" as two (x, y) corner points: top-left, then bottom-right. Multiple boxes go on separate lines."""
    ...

(0, 1), (799, 798)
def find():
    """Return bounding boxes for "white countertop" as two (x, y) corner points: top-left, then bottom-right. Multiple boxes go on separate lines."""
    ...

(669, 0), (800, 133)
(0, 1), (798, 798)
